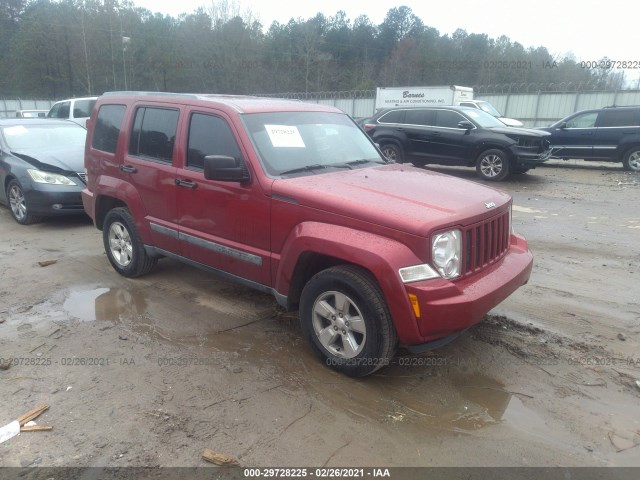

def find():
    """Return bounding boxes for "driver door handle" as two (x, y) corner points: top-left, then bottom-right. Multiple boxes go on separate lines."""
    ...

(175, 179), (198, 189)
(119, 165), (137, 173)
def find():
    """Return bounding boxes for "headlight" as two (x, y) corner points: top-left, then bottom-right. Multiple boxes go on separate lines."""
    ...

(432, 230), (461, 279)
(27, 169), (76, 186)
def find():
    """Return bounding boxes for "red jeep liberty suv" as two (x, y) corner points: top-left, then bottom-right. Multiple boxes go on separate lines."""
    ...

(82, 92), (533, 376)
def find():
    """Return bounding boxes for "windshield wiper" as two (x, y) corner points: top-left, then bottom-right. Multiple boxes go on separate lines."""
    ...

(279, 163), (351, 176)
(344, 158), (387, 166)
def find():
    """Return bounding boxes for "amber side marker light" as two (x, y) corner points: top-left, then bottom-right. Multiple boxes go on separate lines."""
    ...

(408, 294), (421, 318)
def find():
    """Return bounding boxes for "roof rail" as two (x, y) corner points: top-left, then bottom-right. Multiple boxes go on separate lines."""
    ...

(102, 91), (201, 99)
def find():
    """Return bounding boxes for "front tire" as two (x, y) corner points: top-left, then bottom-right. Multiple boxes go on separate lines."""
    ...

(299, 265), (398, 377)
(102, 207), (157, 277)
(622, 147), (640, 171)
(476, 148), (510, 181)
(7, 180), (42, 225)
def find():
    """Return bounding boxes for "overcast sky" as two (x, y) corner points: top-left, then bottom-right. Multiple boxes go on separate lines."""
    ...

(132, 0), (640, 84)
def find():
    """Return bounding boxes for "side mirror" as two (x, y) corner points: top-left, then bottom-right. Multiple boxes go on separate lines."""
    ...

(457, 121), (474, 130)
(558, 122), (567, 130)
(203, 155), (250, 183)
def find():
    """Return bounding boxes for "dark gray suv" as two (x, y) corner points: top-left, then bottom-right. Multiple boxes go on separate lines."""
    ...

(364, 106), (552, 181)
(538, 106), (640, 171)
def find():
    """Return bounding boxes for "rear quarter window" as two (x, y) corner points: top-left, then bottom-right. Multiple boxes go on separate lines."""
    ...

(92, 105), (126, 153)
(597, 109), (640, 127)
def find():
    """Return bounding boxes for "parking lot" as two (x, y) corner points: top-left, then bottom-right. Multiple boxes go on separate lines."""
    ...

(0, 161), (639, 468)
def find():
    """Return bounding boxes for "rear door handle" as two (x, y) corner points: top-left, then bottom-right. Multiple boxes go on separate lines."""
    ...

(430, 131), (441, 136)
(175, 179), (198, 189)
(119, 165), (137, 173)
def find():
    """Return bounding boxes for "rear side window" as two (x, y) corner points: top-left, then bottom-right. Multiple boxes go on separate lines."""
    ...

(378, 109), (405, 124)
(128, 107), (179, 163)
(597, 109), (639, 127)
(74, 99), (96, 118)
(92, 105), (126, 153)
(187, 113), (241, 170)
(405, 109), (436, 126)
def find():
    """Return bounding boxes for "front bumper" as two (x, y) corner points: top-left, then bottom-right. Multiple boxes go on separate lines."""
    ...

(25, 182), (86, 216)
(511, 146), (553, 168)
(402, 233), (532, 343)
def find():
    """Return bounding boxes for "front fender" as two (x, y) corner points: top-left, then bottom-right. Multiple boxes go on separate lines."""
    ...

(274, 222), (426, 344)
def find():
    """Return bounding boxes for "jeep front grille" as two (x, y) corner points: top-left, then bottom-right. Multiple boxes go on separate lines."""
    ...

(462, 210), (511, 276)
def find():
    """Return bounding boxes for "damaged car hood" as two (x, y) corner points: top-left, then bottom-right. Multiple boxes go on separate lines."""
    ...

(10, 145), (85, 173)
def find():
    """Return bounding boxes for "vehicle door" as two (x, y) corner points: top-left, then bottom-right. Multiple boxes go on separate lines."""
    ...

(401, 109), (437, 161)
(174, 110), (271, 285)
(122, 104), (181, 253)
(593, 109), (640, 160)
(425, 109), (470, 163)
(547, 111), (598, 159)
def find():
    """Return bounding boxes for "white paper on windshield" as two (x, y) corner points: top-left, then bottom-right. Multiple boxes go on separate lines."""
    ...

(3, 126), (28, 136)
(265, 125), (305, 148)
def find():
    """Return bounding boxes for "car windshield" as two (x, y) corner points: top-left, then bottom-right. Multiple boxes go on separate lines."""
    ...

(242, 111), (384, 176)
(464, 108), (508, 128)
(1, 123), (87, 151)
(477, 101), (502, 117)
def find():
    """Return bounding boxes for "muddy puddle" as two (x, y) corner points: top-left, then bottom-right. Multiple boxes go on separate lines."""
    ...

(29, 284), (554, 437)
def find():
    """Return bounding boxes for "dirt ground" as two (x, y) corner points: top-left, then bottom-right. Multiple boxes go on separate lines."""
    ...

(0, 160), (639, 469)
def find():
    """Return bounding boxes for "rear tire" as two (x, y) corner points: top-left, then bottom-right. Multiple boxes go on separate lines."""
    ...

(299, 265), (398, 377)
(380, 143), (404, 163)
(103, 207), (157, 277)
(622, 147), (640, 171)
(476, 149), (510, 181)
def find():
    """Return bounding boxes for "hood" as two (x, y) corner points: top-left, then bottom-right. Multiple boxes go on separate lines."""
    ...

(486, 125), (550, 138)
(271, 164), (511, 237)
(498, 117), (524, 128)
(11, 145), (85, 173)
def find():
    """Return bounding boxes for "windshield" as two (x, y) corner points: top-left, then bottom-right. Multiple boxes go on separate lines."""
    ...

(1, 123), (87, 151)
(242, 111), (383, 176)
(464, 109), (508, 128)
(476, 101), (502, 117)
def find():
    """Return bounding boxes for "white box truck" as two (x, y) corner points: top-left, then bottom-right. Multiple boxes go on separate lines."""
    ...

(374, 85), (523, 127)
(375, 85), (473, 110)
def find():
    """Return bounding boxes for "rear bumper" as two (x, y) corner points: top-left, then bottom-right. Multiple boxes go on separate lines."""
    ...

(81, 188), (95, 221)
(402, 234), (532, 343)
